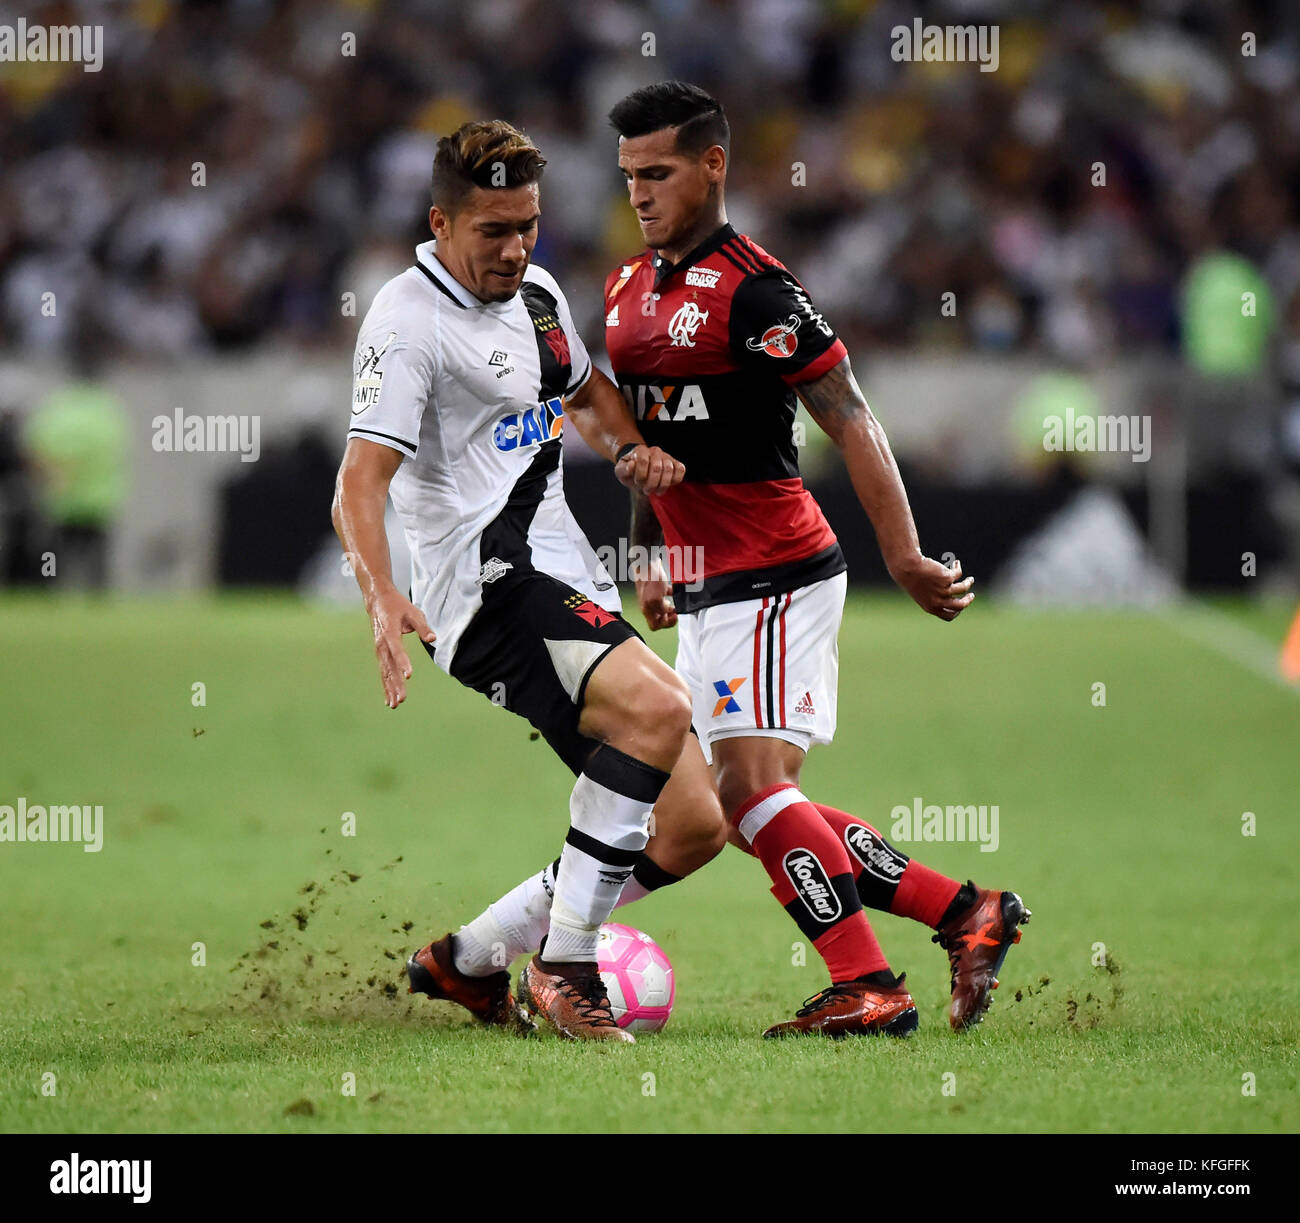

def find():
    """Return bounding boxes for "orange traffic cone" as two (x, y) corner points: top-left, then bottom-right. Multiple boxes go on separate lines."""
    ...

(1281, 604), (1300, 682)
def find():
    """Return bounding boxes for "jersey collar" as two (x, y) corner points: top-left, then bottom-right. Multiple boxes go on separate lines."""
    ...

(414, 240), (488, 309)
(650, 222), (736, 287)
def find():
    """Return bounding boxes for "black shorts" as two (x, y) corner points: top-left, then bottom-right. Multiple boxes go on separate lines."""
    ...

(430, 570), (641, 776)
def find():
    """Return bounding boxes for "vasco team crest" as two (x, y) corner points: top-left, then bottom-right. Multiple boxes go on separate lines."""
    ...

(543, 327), (571, 366)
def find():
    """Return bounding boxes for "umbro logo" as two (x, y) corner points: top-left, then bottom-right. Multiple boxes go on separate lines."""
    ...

(488, 349), (514, 378)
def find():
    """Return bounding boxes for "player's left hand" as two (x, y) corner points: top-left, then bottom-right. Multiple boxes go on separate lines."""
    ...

(890, 553), (975, 621)
(615, 444), (685, 494)
(636, 577), (677, 630)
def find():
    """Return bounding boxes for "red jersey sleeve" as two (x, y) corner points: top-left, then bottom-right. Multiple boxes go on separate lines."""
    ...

(728, 269), (847, 384)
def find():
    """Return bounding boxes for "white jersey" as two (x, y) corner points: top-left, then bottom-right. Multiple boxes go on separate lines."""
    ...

(347, 240), (620, 670)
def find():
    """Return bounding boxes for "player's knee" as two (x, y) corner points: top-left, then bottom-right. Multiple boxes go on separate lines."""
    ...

(672, 783), (728, 861)
(635, 675), (692, 754)
(699, 802), (730, 860)
(584, 663), (691, 770)
(715, 771), (750, 822)
(724, 820), (755, 856)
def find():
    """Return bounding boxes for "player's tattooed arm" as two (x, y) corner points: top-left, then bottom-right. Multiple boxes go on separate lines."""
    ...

(564, 368), (685, 493)
(795, 356), (974, 621)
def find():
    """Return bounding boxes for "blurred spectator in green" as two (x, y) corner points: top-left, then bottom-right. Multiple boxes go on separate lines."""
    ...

(24, 336), (128, 590)
(1181, 250), (1275, 378)
(1179, 244), (1277, 474)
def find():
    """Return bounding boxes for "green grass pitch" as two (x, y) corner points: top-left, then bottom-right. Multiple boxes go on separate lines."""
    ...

(0, 591), (1295, 1133)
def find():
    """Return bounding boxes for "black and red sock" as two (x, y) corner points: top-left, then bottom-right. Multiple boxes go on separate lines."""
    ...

(815, 803), (967, 928)
(733, 785), (889, 982)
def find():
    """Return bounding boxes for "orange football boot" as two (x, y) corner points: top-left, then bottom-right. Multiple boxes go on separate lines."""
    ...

(762, 975), (919, 1039)
(406, 933), (534, 1033)
(518, 955), (635, 1043)
(932, 883), (1031, 1030)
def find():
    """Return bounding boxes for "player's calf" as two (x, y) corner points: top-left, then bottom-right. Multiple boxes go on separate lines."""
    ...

(516, 638), (686, 1036)
(646, 730), (728, 874)
(446, 734), (725, 985)
(540, 743), (672, 962)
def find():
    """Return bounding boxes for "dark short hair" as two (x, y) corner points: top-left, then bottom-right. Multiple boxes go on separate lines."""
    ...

(608, 81), (729, 157)
(430, 120), (546, 215)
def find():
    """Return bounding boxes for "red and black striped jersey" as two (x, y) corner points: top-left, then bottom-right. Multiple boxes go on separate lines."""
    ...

(603, 223), (848, 611)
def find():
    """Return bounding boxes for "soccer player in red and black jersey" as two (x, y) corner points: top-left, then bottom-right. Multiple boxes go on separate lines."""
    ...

(604, 81), (1031, 1037)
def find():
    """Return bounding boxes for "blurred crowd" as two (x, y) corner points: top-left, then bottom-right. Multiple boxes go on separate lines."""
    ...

(0, 0), (1297, 375)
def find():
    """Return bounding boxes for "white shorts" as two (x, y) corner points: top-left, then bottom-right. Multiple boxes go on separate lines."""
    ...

(675, 571), (846, 765)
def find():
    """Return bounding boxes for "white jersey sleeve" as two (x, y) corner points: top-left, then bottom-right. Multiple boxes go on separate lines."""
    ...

(347, 282), (439, 459)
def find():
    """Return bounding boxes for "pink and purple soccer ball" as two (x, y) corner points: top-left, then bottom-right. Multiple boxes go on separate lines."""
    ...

(596, 923), (675, 1032)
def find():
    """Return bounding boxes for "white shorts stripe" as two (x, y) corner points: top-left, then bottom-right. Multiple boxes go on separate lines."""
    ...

(737, 786), (810, 845)
(676, 571), (846, 766)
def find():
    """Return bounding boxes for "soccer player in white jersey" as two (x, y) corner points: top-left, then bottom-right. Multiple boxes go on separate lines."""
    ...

(332, 120), (726, 1042)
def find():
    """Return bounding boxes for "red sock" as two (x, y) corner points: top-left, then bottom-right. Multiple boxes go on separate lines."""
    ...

(734, 785), (888, 982)
(892, 860), (963, 928)
(816, 803), (961, 928)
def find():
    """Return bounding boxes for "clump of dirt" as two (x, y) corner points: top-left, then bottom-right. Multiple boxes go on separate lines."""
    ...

(1064, 952), (1124, 1030)
(229, 857), (429, 1022)
(1009, 955), (1123, 1030)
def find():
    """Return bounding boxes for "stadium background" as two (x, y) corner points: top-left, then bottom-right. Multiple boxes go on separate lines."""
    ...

(0, 0), (1296, 1140)
(2, 0), (1298, 596)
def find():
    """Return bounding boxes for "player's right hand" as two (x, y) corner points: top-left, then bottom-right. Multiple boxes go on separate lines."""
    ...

(615, 445), (685, 495)
(889, 553), (975, 621)
(368, 589), (436, 708)
(636, 577), (677, 631)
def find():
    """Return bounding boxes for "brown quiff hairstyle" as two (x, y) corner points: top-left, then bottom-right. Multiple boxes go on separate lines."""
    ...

(430, 120), (547, 216)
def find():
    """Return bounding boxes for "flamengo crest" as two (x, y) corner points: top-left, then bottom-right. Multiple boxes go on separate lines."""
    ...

(667, 302), (709, 347)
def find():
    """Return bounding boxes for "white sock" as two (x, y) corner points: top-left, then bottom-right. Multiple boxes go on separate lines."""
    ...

(452, 862), (559, 976)
(614, 878), (651, 908)
(543, 751), (667, 963)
